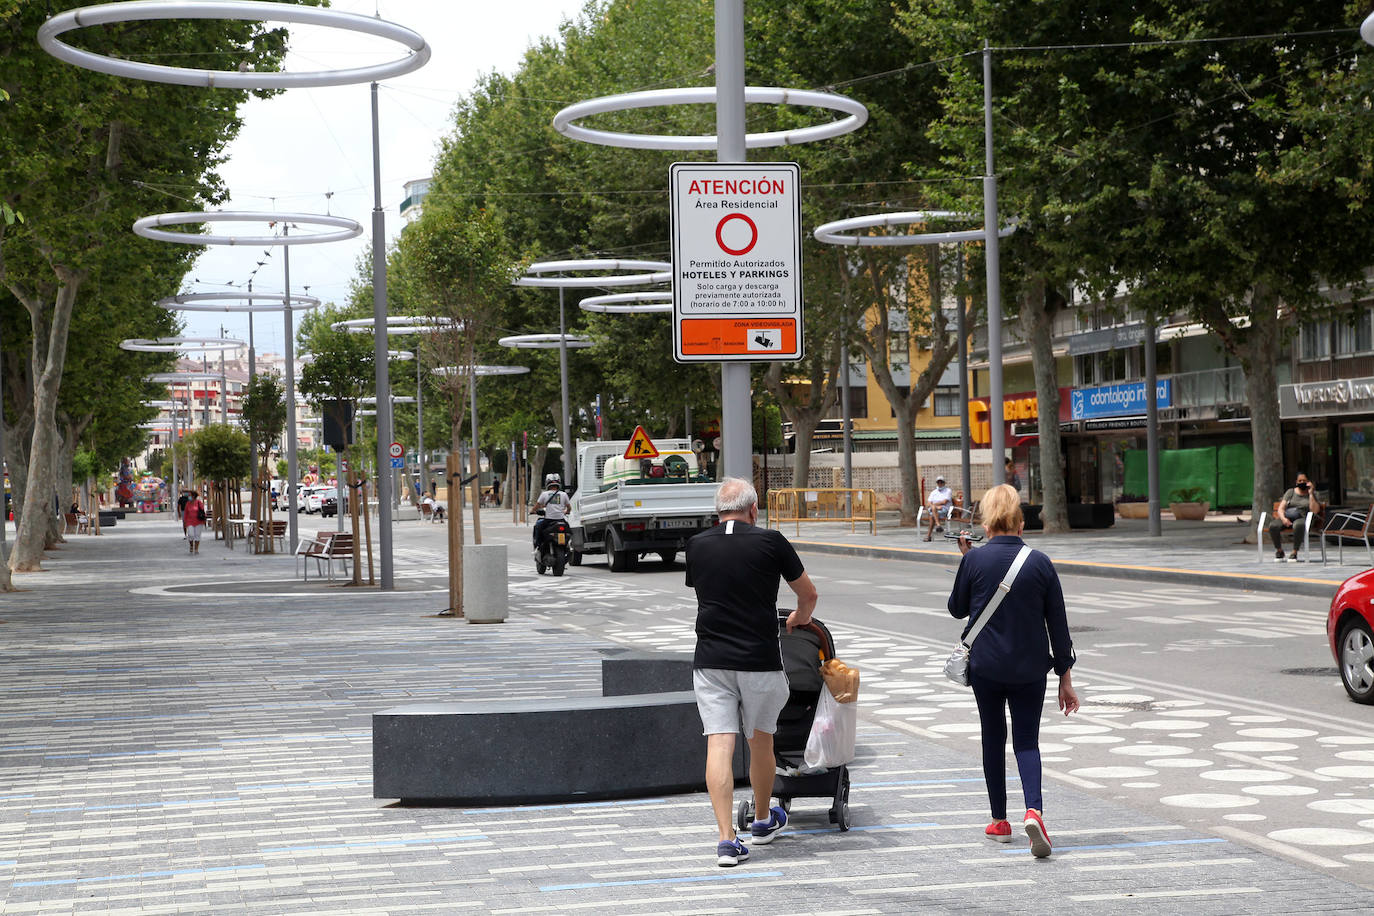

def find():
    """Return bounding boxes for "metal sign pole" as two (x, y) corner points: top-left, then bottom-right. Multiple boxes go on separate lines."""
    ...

(283, 227), (300, 552)
(983, 41), (1006, 485)
(371, 82), (394, 589)
(558, 286), (573, 488)
(715, 0), (752, 481)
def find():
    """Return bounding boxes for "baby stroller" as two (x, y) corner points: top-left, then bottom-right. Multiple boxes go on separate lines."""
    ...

(736, 614), (852, 832)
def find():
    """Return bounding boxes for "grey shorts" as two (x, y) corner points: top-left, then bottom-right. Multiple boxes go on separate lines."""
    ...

(693, 668), (790, 737)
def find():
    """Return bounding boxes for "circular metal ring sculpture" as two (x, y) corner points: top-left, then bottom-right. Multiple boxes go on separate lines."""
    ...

(1363, 11), (1374, 46)
(147, 372), (224, 383)
(385, 350), (415, 361)
(134, 211), (362, 247)
(157, 292), (322, 312)
(38, 1), (430, 89)
(121, 336), (244, 352)
(553, 87), (867, 151)
(514, 259), (672, 289)
(360, 396), (417, 404)
(579, 291), (673, 314)
(814, 211), (1018, 247)
(333, 316), (458, 334)
(432, 365), (531, 377)
(498, 333), (593, 350)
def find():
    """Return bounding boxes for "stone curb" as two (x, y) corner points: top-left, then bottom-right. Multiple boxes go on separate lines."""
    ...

(791, 538), (1344, 599)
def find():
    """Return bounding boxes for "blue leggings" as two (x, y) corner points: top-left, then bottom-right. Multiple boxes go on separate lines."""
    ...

(970, 672), (1046, 820)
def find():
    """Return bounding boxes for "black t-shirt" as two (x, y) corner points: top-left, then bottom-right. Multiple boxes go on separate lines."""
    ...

(685, 520), (806, 671)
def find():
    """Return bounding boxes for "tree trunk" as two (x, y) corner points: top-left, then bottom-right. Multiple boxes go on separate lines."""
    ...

(894, 407), (919, 526)
(1243, 286), (1285, 522)
(791, 421), (816, 489)
(1022, 279), (1069, 533)
(11, 270), (81, 571)
(0, 540), (13, 591)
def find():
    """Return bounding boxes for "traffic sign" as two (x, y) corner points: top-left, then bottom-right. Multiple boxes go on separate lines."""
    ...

(669, 162), (803, 362)
(624, 426), (660, 460)
(389, 457), (404, 469)
(388, 441), (404, 459)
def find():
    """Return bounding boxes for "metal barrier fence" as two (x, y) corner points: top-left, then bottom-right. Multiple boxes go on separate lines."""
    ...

(767, 488), (877, 536)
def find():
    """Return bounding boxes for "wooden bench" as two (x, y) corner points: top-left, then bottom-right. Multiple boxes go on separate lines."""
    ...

(64, 512), (90, 534)
(1321, 505), (1374, 566)
(250, 520), (288, 554)
(295, 531), (355, 581)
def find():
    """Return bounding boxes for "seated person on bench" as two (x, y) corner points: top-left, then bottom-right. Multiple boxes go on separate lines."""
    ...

(1269, 471), (1321, 561)
(924, 476), (954, 542)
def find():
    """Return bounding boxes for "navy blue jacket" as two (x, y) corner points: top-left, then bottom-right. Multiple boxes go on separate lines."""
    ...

(947, 535), (1074, 683)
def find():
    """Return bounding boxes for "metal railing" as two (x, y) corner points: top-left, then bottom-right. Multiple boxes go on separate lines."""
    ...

(767, 488), (877, 536)
(1170, 366), (1247, 408)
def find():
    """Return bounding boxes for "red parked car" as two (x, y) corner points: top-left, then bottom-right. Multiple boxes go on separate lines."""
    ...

(1328, 569), (1374, 703)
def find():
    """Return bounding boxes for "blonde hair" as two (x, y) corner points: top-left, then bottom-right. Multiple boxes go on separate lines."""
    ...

(979, 484), (1023, 535)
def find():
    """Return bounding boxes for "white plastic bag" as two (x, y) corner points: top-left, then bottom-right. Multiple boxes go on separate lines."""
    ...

(803, 684), (856, 770)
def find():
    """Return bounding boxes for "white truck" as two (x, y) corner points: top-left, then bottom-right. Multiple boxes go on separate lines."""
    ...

(568, 438), (719, 571)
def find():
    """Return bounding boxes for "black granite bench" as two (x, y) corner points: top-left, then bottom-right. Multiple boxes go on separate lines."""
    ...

(373, 652), (745, 805)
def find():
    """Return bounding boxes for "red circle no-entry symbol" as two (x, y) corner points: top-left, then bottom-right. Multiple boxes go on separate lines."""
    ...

(715, 213), (758, 256)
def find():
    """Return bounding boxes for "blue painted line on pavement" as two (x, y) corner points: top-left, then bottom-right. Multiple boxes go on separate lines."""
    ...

(261, 833), (487, 853)
(0, 747), (45, 752)
(0, 795), (35, 801)
(1000, 837), (1227, 854)
(237, 779), (367, 791)
(466, 798), (666, 814)
(791, 822), (940, 836)
(31, 796), (242, 813)
(541, 871), (784, 892)
(12, 863), (268, 888)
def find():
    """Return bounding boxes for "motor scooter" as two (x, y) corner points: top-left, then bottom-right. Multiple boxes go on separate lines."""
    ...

(534, 513), (571, 576)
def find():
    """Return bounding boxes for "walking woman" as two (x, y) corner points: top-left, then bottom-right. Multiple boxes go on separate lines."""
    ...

(182, 489), (206, 555)
(948, 484), (1078, 857)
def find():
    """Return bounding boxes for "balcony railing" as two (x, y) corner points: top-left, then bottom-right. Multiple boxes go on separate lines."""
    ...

(1169, 366), (1247, 409)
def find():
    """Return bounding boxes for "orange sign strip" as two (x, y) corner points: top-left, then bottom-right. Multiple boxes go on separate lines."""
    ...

(679, 318), (797, 357)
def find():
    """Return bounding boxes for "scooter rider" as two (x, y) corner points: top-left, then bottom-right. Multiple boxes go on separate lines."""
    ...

(532, 474), (571, 553)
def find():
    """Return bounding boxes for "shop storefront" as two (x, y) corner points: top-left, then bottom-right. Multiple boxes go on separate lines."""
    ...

(1058, 380), (1172, 504)
(1280, 377), (1374, 506)
(968, 388), (1071, 503)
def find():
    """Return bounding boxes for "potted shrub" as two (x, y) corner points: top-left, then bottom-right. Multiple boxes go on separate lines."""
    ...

(1168, 486), (1210, 520)
(1116, 494), (1150, 519)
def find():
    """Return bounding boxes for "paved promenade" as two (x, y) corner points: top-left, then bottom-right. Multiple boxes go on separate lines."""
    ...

(2, 513), (1373, 914)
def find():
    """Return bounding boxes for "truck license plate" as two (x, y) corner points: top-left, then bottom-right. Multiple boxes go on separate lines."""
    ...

(659, 519), (696, 530)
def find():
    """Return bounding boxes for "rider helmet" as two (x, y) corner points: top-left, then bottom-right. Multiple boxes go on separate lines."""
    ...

(545, 473), (561, 487)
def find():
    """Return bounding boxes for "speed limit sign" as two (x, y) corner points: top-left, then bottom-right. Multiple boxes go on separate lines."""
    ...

(388, 441), (404, 459)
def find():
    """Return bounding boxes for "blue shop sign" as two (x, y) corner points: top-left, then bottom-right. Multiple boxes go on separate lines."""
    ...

(1070, 380), (1172, 420)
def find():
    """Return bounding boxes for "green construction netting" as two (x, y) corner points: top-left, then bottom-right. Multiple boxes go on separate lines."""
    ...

(1122, 444), (1254, 507)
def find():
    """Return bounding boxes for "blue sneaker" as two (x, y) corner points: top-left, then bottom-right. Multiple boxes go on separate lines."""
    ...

(716, 838), (749, 867)
(749, 805), (788, 844)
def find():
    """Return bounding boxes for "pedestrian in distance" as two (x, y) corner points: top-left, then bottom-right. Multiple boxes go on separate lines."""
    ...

(685, 477), (819, 867)
(950, 484), (1078, 858)
(1005, 456), (1022, 494)
(176, 488), (190, 521)
(182, 489), (207, 555)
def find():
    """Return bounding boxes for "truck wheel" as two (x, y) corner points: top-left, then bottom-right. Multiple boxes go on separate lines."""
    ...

(608, 547), (632, 572)
(570, 550), (582, 566)
(657, 550), (676, 566)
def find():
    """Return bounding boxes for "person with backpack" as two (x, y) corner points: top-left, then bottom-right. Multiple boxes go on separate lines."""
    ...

(182, 489), (207, 555)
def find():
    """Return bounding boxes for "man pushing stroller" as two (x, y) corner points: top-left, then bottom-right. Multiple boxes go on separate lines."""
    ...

(685, 477), (819, 866)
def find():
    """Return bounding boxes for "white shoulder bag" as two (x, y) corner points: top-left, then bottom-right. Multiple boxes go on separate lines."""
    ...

(943, 545), (1033, 686)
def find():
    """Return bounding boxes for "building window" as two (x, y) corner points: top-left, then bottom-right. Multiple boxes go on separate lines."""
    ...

(1300, 321), (1333, 361)
(1335, 309), (1373, 355)
(933, 388), (961, 416)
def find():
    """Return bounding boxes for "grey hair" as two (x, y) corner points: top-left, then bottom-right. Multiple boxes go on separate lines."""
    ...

(715, 477), (758, 515)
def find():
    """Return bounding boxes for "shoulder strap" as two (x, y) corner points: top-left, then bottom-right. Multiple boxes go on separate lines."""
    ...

(962, 545), (1033, 648)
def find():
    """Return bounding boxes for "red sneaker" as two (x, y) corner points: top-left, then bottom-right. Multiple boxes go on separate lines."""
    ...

(1024, 809), (1052, 858)
(985, 820), (1013, 843)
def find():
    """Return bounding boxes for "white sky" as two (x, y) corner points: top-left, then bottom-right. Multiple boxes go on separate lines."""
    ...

(176, 0), (588, 349)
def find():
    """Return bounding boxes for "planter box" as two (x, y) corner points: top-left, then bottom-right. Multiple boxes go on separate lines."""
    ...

(1117, 502), (1150, 519)
(1169, 501), (1210, 520)
(1021, 503), (1116, 530)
